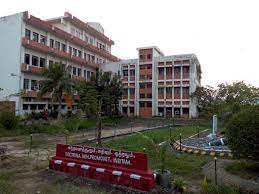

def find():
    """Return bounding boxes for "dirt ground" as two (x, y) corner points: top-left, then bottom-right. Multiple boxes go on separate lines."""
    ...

(0, 124), (169, 194)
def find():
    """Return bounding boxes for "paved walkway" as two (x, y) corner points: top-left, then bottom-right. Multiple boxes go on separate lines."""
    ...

(202, 159), (259, 193)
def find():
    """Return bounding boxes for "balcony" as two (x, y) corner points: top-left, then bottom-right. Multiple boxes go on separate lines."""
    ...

(72, 75), (86, 82)
(21, 90), (52, 98)
(174, 74), (181, 79)
(22, 37), (99, 69)
(166, 93), (172, 99)
(24, 15), (119, 62)
(166, 74), (172, 79)
(21, 63), (44, 75)
(174, 94), (181, 99)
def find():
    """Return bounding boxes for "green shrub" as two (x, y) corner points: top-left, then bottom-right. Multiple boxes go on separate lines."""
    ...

(173, 177), (186, 193)
(202, 183), (241, 194)
(226, 105), (259, 160)
(0, 111), (18, 130)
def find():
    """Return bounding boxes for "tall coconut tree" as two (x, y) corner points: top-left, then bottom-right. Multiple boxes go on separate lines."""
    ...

(39, 63), (74, 118)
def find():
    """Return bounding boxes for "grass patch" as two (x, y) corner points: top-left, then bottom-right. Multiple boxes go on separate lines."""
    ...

(0, 171), (16, 194)
(225, 160), (259, 180)
(104, 126), (211, 180)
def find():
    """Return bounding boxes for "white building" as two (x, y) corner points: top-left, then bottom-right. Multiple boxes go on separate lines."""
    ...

(0, 11), (118, 115)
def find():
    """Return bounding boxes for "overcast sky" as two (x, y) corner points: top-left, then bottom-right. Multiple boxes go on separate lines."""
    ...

(2, 0), (259, 87)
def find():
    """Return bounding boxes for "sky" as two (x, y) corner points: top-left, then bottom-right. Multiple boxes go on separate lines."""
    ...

(1, 0), (259, 87)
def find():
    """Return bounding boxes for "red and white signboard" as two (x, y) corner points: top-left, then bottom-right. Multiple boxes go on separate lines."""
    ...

(49, 144), (155, 191)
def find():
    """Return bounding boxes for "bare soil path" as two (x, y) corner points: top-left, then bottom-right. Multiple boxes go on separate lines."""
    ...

(202, 159), (259, 193)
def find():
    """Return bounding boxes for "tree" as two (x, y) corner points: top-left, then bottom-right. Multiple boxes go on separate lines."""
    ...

(39, 63), (74, 118)
(192, 81), (259, 123)
(77, 70), (123, 146)
(226, 105), (259, 161)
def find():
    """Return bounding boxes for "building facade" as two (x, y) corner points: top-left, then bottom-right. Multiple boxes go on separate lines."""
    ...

(0, 12), (201, 118)
(0, 11), (118, 115)
(102, 47), (201, 118)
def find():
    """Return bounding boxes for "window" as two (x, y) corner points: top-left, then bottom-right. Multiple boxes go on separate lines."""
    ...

(147, 83), (152, 88)
(61, 44), (66, 52)
(117, 71), (120, 76)
(73, 48), (77, 56)
(49, 60), (53, 66)
(73, 67), (77, 75)
(24, 54), (30, 64)
(78, 50), (82, 58)
(78, 68), (82, 76)
(40, 35), (46, 45)
(147, 102), (152, 107)
(147, 54), (152, 59)
(30, 104), (36, 110)
(23, 79), (29, 89)
(38, 81), (42, 90)
(139, 102), (145, 107)
(123, 70), (128, 76)
(84, 53), (87, 60)
(147, 64), (152, 69)
(129, 107), (134, 113)
(166, 87), (172, 93)
(139, 83), (145, 89)
(182, 87), (189, 94)
(50, 39), (54, 48)
(174, 87), (181, 94)
(130, 70), (135, 76)
(38, 104), (45, 110)
(40, 58), (45, 67)
(90, 38), (94, 45)
(140, 94), (145, 98)
(69, 46), (72, 54)
(174, 67), (181, 74)
(166, 67), (172, 75)
(158, 88), (164, 94)
(147, 93), (152, 98)
(183, 66), (189, 74)
(32, 32), (39, 42)
(55, 41), (60, 50)
(23, 104), (29, 110)
(87, 71), (91, 79)
(31, 80), (38, 90)
(129, 88), (135, 94)
(139, 55), (144, 60)
(91, 56), (95, 62)
(25, 29), (31, 39)
(84, 70), (87, 77)
(158, 68), (164, 75)
(32, 56), (39, 66)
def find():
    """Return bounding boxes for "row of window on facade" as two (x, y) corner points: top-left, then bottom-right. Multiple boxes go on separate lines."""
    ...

(70, 27), (109, 52)
(22, 103), (74, 111)
(24, 53), (94, 78)
(25, 29), (106, 64)
(158, 66), (189, 75)
(139, 54), (152, 60)
(123, 69), (135, 76)
(158, 87), (189, 94)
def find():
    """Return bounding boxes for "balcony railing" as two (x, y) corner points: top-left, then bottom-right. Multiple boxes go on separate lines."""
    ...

(24, 15), (119, 62)
(21, 63), (44, 75)
(22, 37), (99, 69)
(72, 75), (86, 82)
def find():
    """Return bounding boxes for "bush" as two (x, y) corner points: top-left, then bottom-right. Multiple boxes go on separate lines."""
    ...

(0, 111), (18, 130)
(226, 105), (259, 160)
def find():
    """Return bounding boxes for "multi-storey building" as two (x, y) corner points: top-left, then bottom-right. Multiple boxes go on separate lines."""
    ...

(0, 11), (119, 115)
(0, 12), (201, 118)
(102, 46), (201, 118)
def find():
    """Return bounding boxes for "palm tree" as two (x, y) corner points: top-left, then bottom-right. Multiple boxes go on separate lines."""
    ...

(39, 63), (74, 118)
